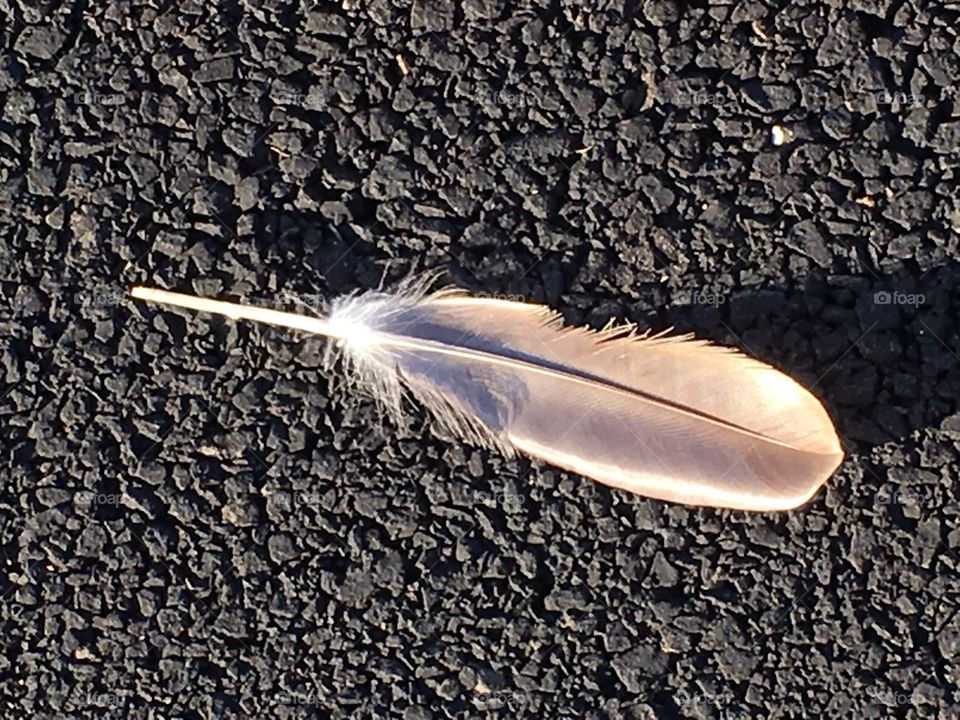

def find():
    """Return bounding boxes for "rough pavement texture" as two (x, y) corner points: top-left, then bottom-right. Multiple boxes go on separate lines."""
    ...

(2, 1), (960, 718)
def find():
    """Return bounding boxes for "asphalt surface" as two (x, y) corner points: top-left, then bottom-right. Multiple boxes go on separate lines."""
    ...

(2, 1), (960, 718)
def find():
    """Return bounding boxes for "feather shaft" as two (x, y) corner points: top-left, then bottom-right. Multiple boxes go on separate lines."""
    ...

(130, 287), (341, 338)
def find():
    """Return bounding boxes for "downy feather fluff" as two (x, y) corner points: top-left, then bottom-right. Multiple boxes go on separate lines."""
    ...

(130, 278), (843, 512)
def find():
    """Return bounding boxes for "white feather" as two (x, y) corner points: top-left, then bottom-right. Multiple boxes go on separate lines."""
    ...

(130, 278), (844, 511)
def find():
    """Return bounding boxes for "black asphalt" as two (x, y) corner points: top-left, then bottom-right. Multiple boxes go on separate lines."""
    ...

(2, 1), (959, 718)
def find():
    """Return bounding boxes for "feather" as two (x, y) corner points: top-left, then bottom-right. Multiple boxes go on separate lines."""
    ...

(130, 279), (843, 512)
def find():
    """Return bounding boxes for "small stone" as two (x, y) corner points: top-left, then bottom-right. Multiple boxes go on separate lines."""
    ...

(411, 0), (455, 31)
(94, 320), (114, 342)
(15, 25), (65, 59)
(651, 552), (680, 586)
(194, 57), (235, 83)
(268, 533), (301, 562)
(125, 155), (160, 186)
(221, 502), (261, 527)
(771, 124), (792, 146)
(76, 525), (108, 557)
